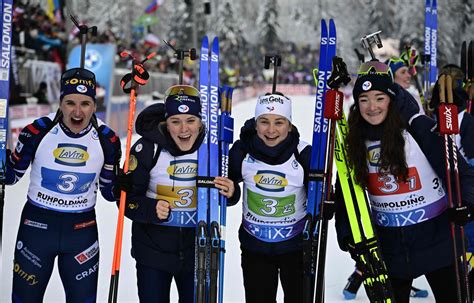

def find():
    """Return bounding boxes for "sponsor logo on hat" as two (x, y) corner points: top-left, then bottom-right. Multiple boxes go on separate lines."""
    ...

(362, 81), (372, 91)
(76, 85), (88, 93)
(178, 104), (190, 113)
(259, 95), (286, 104)
(266, 106), (275, 112)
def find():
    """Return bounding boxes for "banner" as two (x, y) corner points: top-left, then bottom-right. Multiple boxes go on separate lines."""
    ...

(67, 44), (116, 121)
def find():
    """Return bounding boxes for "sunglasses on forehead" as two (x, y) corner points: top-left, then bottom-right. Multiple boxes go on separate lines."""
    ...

(61, 68), (96, 83)
(358, 60), (393, 78)
(164, 85), (200, 99)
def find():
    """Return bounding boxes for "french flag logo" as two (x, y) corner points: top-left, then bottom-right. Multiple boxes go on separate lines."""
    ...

(145, 0), (164, 14)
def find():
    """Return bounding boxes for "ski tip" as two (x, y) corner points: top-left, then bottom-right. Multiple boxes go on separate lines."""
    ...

(342, 290), (356, 300)
(212, 36), (219, 49)
(201, 36), (209, 45)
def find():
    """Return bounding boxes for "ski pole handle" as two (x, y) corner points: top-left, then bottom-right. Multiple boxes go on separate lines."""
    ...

(438, 75), (459, 135)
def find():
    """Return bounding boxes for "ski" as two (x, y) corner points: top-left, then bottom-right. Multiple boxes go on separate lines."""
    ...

(0, 0), (14, 267)
(423, 0), (432, 109)
(196, 35), (210, 303)
(302, 18), (337, 303)
(335, 111), (394, 303)
(218, 86), (234, 303)
(438, 74), (470, 303)
(429, 0), (438, 84)
(208, 36), (220, 303)
(195, 36), (225, 303)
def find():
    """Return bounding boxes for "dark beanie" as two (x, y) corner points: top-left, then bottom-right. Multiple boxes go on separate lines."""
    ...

(353, 72), (396, 102)
(60, 68), (96, 101)
(164, 86), (201, 119)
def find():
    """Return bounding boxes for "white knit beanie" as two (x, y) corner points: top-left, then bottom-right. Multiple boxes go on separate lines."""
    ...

(255, 94), (292, 122)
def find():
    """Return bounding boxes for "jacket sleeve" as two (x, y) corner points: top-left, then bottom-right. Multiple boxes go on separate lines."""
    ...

(334, 177), (352, 251)
(97, 124), (121, 202)
(6, 117), (54, 185)
(299, 144), (312, 192)
(120, 138), (161, 224)
(460, 112), (474, 166)
(227, 140), (246, 206)
(409, 114), (474, 208)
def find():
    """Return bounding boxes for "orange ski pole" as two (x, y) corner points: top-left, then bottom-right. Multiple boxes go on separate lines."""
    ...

(108, 51), (156, 303)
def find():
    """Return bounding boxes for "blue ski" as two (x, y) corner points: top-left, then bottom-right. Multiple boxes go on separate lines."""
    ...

(196, 35), (210, 303)
(208, 36), (220, 303)
(303, 18), (337, 303)
(218, 86), (233, 303)
(0, 0), (14, 259)
(429, 0), (438, 84)
(423, 0), (432, 103)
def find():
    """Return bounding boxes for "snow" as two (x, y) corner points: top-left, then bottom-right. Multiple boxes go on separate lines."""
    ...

(0, 95), (433, 302)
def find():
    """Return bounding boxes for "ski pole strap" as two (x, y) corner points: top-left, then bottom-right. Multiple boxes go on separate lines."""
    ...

(120, 63), (150, 94)
(196, 176), (217, 189)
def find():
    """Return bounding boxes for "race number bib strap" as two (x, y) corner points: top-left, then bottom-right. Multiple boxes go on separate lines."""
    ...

(372, 196), (447, 227)
(158, 209), (197, 228)
(242, 219), (305, 242)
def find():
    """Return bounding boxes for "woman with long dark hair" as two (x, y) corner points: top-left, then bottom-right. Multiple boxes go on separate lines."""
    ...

(336, 61), (474, 303)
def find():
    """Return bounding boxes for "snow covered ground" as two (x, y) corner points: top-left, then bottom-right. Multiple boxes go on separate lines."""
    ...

(0, 95), (433, 302)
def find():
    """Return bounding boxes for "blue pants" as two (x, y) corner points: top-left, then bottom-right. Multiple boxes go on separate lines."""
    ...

(12, 203), (99, 303)
(136, 263), (194, 303)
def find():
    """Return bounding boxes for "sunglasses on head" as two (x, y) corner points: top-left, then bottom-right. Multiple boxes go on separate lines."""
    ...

(164, 85), (200, 99)
(358, 60), (392, 76)
(61, 68), (96, 83)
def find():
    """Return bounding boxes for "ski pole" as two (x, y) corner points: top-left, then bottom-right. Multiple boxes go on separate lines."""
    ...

(438, 74), (469, 303)
(218, 86), (233, 303)
(108, 51), (156, 303)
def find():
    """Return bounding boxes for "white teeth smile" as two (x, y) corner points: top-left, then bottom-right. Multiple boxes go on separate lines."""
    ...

(179, 135), (191, 139)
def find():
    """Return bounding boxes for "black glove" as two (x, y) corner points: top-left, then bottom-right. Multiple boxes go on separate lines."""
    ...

(447, 205), (472, 226)
(343, 237), (359, 262)
(113, 168), (133, 199)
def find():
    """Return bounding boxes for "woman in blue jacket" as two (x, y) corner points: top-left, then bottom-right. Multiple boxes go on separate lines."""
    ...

(228, 93), (311, 303)
(122, 85), (235, 303)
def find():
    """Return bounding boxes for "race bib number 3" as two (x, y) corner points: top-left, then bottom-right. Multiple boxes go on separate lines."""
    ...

(41, 167), (96, 195)
(157, 185), (196, 209)
(247, 189), (295, 217)
(367, 167), (421, 196)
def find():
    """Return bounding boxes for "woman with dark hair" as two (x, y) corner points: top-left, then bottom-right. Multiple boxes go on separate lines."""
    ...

(336, 61), (474, 303)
